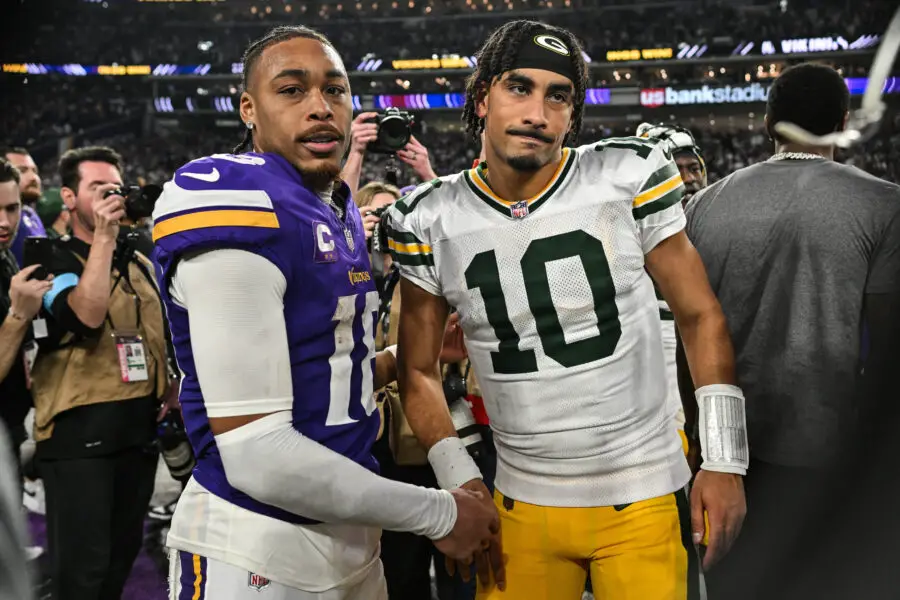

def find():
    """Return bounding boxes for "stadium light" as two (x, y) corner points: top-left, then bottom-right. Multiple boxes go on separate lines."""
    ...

(774, 6), (900, 148)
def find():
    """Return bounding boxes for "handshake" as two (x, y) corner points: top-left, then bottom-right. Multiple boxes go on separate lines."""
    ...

(433, 479), (506, 591)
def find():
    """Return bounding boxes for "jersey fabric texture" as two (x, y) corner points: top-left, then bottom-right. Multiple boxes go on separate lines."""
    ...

(387, 138), (692, 508)
(152, 152), (383, 591)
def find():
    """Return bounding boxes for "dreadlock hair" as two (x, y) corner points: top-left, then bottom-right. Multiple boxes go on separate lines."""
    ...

(462, 20), (589, 148)
(233, 25), (334, 154)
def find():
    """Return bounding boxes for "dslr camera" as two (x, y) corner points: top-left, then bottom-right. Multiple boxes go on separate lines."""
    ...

(102, 184), (163, 222)
(366, 206), (390, 253)
(363, 107), (414, 154)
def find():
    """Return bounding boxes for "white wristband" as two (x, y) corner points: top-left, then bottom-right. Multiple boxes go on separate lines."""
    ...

(428, 436), (483, 490)
(696, 384), (749, 476)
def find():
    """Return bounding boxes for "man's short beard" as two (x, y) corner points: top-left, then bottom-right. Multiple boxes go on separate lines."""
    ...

(21, 188), (41, 206)
(506, 153), (546, 172)
(299, 163), (341, 192)
(0, 227), (17, 251)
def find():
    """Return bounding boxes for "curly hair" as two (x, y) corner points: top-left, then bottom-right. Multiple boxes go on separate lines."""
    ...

(233, 26), (334, 153)
(462, 20), (588, 147)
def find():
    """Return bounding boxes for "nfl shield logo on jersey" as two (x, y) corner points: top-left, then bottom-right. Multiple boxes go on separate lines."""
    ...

(248, 572), (271, 591)
(510, 200), (529, 219)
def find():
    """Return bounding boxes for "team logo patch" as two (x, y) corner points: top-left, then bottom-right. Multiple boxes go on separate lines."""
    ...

(510, 200), (530, 219)
(248, 572), (271, 591)
(533, 34), (570, 56)
(348, 268), (371, 285)
(343, 227), (356, 253)
(313, 221), (337, 263)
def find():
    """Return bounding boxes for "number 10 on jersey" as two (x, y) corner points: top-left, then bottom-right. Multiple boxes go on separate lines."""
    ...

(326, 291), (380, 426)
(464, 230), (622, 375)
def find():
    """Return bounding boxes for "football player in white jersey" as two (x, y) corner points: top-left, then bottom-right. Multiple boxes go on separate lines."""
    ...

(636, 123), (709, 460)
(386, 21), (748, 600)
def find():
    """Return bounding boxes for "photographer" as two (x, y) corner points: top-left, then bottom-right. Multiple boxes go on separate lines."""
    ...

(342, 110), (438, 198)
(29, 146), (177, 600)
(355, 181), (401, 291)
(0, 158), (52, 459)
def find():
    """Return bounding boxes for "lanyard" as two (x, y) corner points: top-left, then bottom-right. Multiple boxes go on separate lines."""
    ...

(106, 266), (142, 332)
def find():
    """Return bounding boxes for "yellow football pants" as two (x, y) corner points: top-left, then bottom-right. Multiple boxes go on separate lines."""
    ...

(476, 489), (702, 600)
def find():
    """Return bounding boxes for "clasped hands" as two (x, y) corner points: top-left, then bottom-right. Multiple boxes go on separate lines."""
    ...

(433, 478), (506, 592)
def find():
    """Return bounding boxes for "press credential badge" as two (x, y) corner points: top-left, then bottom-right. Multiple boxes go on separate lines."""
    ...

(114, 331), (149, 382)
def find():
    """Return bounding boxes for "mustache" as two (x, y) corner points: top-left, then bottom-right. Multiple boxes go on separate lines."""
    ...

(507, 129), (554, 144)
(296, 124), (345, 142)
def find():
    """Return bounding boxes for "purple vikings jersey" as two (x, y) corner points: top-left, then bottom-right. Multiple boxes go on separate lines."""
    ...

(152, 152), (380, 524)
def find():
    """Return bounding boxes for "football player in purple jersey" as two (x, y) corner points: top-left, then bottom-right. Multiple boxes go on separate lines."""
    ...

(153, 26), (498, 600)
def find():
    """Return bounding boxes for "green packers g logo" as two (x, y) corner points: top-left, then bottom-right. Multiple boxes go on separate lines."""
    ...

(533, 34), (570, 56)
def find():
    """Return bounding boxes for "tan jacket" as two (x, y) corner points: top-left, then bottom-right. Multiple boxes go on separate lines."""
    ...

(376, 273), (480, 465)
(31, 250), (168, 442)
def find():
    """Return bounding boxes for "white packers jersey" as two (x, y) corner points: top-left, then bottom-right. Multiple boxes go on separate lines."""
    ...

(387, 138), (692, 507)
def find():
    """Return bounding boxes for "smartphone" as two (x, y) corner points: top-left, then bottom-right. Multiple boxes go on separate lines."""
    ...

(22, 237), (52, 281)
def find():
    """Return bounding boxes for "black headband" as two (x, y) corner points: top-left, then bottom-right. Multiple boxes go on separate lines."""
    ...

(509, 31), (577, 83)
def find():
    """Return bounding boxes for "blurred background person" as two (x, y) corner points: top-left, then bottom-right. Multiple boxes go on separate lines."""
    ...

(35, 187), (70, 239)
(0, 158), (52, 467)
(0, 422), (36, 600)
(3, 148), (47, 267)
(636, 122), (709, 463)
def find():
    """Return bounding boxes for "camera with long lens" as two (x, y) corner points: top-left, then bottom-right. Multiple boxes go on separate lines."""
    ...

(364, 108), (415, 154)
(367, 205), (394, 286)
(443, 362), (484, 461)
(157, 411), (196, 485)
(102, 184), (163, 223)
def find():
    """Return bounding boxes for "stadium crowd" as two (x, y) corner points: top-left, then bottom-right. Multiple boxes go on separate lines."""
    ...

(29, 108), (900, 194)
(6, 0), (890, 67)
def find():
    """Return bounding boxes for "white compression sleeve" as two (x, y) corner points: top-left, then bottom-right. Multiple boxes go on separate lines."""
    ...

(171, 249), (457, 539)
(217, 411), (456, 538)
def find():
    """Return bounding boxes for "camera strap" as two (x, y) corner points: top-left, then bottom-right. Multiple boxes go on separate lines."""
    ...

(378, 266), (401, 326)
(107, 242), (142, 333)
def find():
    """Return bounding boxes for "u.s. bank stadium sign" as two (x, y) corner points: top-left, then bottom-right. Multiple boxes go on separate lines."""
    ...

(640, 83), (770, 107)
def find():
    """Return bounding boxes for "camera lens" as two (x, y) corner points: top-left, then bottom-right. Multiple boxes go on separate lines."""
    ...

(124, 184), (162, 222)
(379, 114), (412, 151)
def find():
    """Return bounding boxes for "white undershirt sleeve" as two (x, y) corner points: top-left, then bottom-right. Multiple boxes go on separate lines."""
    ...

(171, 249), (294, 417)
(170, 249), (457, 539)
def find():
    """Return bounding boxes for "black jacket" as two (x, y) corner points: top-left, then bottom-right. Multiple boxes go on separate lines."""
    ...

(0, 249), (33, 445)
